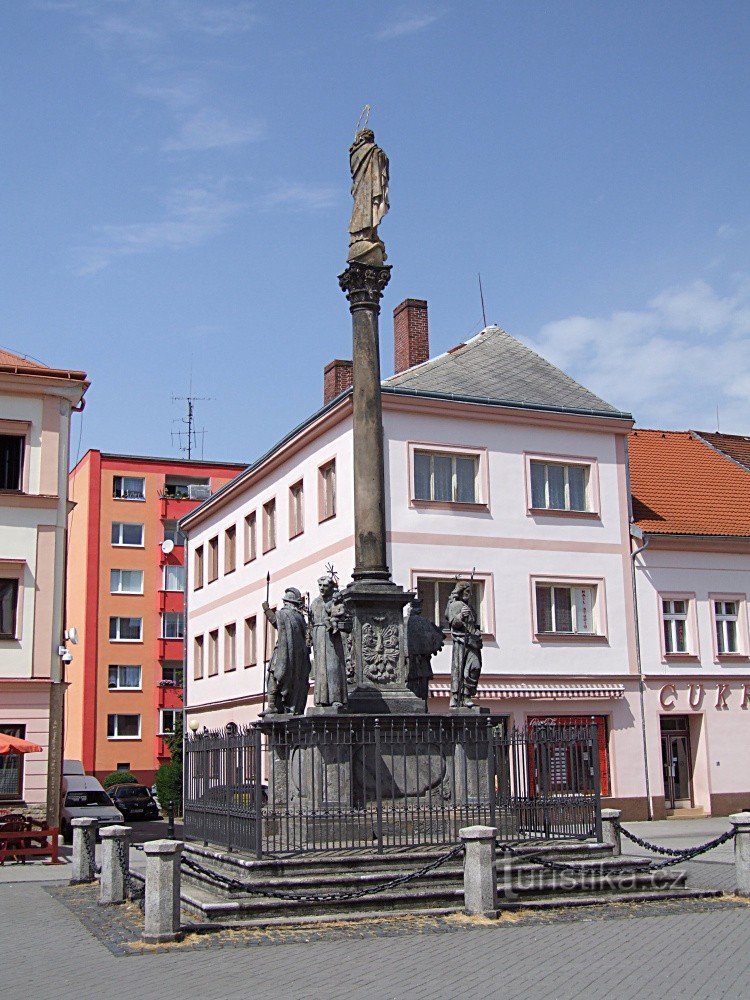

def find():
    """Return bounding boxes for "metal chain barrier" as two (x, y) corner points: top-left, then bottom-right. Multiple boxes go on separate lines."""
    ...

(180, 844), (464, 903)
(499, 826), (737, 875)
(83, 830), (101, 876)
(115, 837), (145, 905)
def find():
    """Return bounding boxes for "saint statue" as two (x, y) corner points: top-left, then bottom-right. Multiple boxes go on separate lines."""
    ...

(263, 588), (311, 715)
(310, 572), (352, 708)
(348, 127), (390, 266)
(445, 582), (483, 709)
(405, 599), (444, 703)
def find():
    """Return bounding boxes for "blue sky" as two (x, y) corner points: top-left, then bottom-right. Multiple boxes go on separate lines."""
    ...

(2, 2), (749, 465)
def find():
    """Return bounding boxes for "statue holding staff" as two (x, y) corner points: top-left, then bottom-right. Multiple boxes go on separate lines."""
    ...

(445, 581), (483, 709)
(262, 587), (311, 715)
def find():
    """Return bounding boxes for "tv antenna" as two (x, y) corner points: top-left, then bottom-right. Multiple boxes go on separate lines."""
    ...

(172, 380), (211, 461)
(478, 273), (488, 328)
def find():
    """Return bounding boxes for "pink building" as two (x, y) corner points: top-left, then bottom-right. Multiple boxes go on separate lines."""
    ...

(630, 430), (750, 819)
(182, 300), (641, 815)
(0, 348), (88, 821)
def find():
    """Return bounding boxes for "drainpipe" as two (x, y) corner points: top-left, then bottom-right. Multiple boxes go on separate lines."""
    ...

(630, 524), (653, 820)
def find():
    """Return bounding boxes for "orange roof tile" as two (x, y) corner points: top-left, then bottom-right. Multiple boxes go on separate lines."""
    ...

(0, 345), (87, 382)
(0, 347), (49, 369)
(629, 429), (750, 537)
(696, 431), (750, 473)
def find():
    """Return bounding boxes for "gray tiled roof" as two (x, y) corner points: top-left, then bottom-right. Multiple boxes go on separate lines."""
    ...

(384, 326), (628, 417)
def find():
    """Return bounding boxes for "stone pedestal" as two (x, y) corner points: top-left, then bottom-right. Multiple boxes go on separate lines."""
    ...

(600, 808), (622, 857)
(459, 825), (497, 917)
(71, 817), (97, 884)
(143, 840), (183, 943)
(99, 824), (131, 905)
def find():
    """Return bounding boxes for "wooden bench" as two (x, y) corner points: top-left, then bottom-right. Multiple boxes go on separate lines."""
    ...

(0, 813), (60, 865)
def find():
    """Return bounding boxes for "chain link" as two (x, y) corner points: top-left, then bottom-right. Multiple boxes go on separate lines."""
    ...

(180, 844), (464, 903)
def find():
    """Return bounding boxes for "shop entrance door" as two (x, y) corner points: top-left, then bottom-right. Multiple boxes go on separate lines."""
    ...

(660, 716), (693, 809)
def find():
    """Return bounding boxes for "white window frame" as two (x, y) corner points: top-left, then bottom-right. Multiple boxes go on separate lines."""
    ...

(710, 594), (747, 659)
(409, 570), (494, 636)
(159, 708), (182, 736)
(531, 577), (606, 640)
(163, 563), (186, 592)
(110, 568), (144, 595)
(112, 475), (145, 501)
(109, 616), (143, 642)
(160, 611), (185, 640)
(659, 593), (697, 658)
(107, 714), (141, 740)
(108, 664), (142, 690)
(524, 452), (600, 517)
(111, 522), (144, 547)
(409, 443), (486, 508)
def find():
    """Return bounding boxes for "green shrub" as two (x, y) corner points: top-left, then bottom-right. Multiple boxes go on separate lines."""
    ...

(102, 770), (138, 789)
(155, 759), (182, 815)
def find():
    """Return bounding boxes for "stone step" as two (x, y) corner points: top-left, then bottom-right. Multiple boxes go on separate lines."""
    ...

(498, 887), (723, 910)
(180, 868), (694, 922)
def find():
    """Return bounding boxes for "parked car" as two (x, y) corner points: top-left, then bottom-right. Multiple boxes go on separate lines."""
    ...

(197, 782), (268, 807)
(60, 761), (123, 843)
(107, 784), (160, 821)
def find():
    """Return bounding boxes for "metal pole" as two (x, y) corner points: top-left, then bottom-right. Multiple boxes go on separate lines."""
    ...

(590, 718), (603, 842)
(254, 726), (263, 859)
(166, 800), (175, 839)
(374, 719), (384, 854)
(262, 572), (270, 714)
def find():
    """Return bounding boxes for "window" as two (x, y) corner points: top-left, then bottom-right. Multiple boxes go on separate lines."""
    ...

(194, 635), (204, 680)
(244, 512), (257, 563)
(108, 665), (141, 690)
(161, 611), (184, 640)
(0, 725), (25, 798)
(107, 714), (141, 739)
(111, 522), (144, 547)
(116, 763), (131, 772)
(663, 599), (689, 654)
(208, 630), (219, 676)
(289, 481), (304, 538)
(0, 436), (24, 491)
(416, 576), (484, 631)
(224, 622), (237, 671)
(161, 661), (184, 686)
(244, 616), (257, 667)
(536, 584), (597, 635)
(110, 569), (144, 594)
(194, 545), (204, 590)
(224, 525), (236, 574)
(159, 709), (182, 736)
(0, 579), (19, 639)
(163, 563), (185, 592)
(319, 460), (336, 521)
(528, 716), (610, 796)
(109, 616), (142, 642)
(530, 460), (590, 512)
(714, 600), (740, 655)
(413, 450), (477, 503)
(163, 520), (185, 546)
(263, 499), (276, 552)
(112, 475), (145, 501)
(162, 476), (209, 500)
(207, 536), (218, 582)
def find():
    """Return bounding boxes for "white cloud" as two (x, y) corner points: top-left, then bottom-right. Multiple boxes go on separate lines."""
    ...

(75, 184), (245, 275)
(526, 278), (750, 433)
(377, 8), (444, 39)
(260, 183), (339, 212)
(163, 109), (263, 151)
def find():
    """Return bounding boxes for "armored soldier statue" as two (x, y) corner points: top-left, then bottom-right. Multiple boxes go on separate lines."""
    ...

(310, 572), (351, 708)
(445, 582), (483, 709)
(262, 587), (311, 715)
(405, 599), (444, 703)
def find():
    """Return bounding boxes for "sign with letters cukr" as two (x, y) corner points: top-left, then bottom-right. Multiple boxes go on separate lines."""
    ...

(659, 682), (750, 711)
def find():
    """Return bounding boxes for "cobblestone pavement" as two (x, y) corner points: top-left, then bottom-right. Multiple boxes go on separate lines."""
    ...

(1, 880), (749, 1000)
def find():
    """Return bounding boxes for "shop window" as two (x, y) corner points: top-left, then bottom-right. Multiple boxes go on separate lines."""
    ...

(528, 716), (610, 796)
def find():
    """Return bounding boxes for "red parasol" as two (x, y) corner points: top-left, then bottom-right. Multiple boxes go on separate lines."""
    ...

(0, 734), (43, 755)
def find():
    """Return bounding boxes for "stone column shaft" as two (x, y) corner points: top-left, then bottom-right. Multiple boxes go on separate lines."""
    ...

(600, 808), (622, 857)
(143, 839), (184, 943)
(71, 817), (97, 884)
(459, 825), (497, 917)
(729, 812), (750, 897)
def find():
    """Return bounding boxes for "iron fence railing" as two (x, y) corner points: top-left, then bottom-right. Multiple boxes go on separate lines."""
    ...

(183, 716), (601, 857)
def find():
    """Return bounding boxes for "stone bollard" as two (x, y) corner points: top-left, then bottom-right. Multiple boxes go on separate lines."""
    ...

(99, 825), (132, 905)
(71, 817), (98, 884)
(459, 825), (497, 917)
(729, 812), (750, 897)
(600, 808), (622, 857)
(143, 840), (184, 943)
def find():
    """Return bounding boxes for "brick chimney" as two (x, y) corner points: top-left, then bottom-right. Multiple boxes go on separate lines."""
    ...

(323, 358), (353, 404)
(394, 298), (429, 374)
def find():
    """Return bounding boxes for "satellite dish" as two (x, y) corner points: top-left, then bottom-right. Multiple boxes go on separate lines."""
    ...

(161, 539), (175, 555)
(65, 627), (79, 645)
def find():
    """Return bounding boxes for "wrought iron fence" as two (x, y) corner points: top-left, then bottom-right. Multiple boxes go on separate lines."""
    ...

(183, 716), (601, 857)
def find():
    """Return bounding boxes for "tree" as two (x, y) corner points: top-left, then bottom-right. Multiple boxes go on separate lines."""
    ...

(154, 713), (183, 813)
